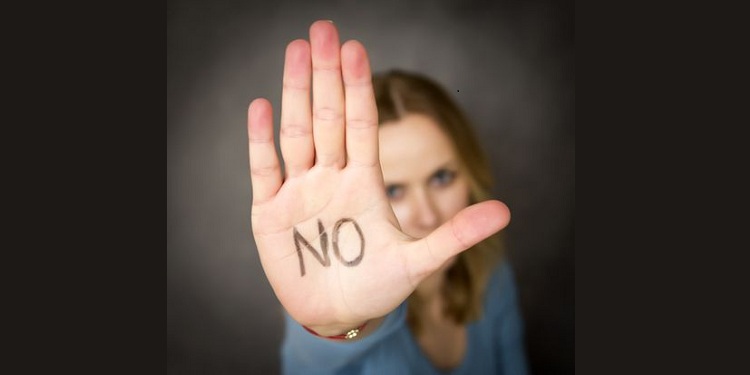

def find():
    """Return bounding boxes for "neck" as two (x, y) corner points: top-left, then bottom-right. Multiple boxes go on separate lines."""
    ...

(416, 256), (456, 300)
(415, 268), (446, 303)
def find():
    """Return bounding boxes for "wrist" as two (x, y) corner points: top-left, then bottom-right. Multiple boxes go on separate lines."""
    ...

(302, 321), (368, 340)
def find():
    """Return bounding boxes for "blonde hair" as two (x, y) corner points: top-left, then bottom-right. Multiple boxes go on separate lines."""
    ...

(372, 70), (504, 334)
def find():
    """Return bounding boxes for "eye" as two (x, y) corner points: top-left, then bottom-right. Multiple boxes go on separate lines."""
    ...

(429, 168), (456, 188)
(385, 184), (405, 200)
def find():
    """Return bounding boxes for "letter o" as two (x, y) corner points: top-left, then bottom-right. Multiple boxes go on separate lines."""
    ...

(332, 218), (365, 267)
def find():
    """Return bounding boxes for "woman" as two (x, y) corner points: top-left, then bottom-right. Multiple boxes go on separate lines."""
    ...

(247, 20), (528, 374)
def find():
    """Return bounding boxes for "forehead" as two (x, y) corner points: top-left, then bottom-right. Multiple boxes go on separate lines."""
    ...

(378, 114), (457, 181)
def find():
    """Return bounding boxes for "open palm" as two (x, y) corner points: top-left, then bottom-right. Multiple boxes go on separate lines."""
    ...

(248, 21), (510, 335)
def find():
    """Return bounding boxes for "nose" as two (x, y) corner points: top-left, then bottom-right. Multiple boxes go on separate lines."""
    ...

(411, 187), (440, 231)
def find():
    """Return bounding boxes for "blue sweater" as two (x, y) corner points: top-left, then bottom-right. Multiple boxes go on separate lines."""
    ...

(281, 261), (529, 374)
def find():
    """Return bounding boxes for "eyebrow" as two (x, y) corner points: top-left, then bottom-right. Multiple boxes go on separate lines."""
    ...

(431, 160), (459, 172)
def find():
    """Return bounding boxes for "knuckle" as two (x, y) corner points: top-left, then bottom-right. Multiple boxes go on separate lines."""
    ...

(282, 81), (309, 91)
(250, 163), (280, 177)
(346, 118), (377, 129)
(450, 219), (470, 250)
(314, 107), (342, 122)
(281, 123), (311, 138)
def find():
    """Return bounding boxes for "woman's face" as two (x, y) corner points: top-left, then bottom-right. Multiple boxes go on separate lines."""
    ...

(379, 114), (471, 240)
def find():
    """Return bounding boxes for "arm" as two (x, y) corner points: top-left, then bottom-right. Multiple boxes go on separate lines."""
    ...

(281, 303), (406, 374)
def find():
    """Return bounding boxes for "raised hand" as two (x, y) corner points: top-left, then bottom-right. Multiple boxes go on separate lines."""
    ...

(247, 20), (510, 336)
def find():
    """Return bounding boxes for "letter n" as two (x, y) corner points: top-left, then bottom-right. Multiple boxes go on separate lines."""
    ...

(293, 219), (330, 276)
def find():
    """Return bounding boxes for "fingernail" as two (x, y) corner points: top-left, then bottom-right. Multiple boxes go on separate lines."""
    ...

(324, 20), (334, 24)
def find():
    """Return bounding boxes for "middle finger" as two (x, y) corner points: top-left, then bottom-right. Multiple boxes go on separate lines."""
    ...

(310, 20), (346, 168)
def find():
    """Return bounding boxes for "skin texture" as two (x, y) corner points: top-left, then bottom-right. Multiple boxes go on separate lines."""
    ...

(247, 20), (510, 337)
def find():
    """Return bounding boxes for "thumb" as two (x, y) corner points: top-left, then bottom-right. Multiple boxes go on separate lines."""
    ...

(405, 200), (511, 280)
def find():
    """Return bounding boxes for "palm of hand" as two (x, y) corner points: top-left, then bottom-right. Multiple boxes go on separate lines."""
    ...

(252, 165), (415, 329)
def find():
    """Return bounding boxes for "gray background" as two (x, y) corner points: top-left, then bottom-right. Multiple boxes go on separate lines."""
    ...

(167, 0), (574, 373)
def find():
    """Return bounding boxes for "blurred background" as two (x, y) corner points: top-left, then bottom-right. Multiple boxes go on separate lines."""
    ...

(167, 0), (574, 373)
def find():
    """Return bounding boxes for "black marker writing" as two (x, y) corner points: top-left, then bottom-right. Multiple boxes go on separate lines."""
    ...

(293, 218), (365, 277)
(293, 220), (330, 277)
(332, 218), (365, 267)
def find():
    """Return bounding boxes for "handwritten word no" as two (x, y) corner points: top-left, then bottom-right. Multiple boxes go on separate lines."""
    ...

(292, 218), (365, 277)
